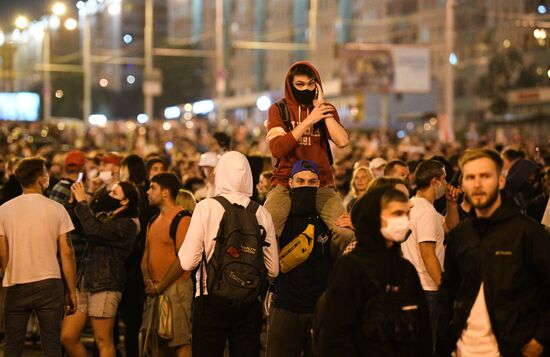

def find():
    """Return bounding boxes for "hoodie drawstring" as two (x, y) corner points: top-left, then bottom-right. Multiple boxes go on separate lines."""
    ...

(298, 106), (310, 124)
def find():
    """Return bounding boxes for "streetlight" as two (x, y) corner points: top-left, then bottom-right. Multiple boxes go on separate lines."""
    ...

(64, 18), (78, 31)
(15, 16), (29, 29)
(534, 28), (547, 40)
(52, 2), (67, 16)
(108, 4), (121, 16)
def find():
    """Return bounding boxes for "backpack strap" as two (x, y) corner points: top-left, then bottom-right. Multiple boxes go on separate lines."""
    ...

(169, 209), (191, 243)
(275, 99), (292, 131)
(200, 196), (232, 300)
(246, 199), (269, 246)
(212, 195), (234, 211)
(319, 121), (334, 165)
(245, 199), (260, 215)
(273, 100), (292, 168)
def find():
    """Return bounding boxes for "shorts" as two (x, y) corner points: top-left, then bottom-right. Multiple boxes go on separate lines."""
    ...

(77, 289), (122, 318)
(142, 278), (193, 348)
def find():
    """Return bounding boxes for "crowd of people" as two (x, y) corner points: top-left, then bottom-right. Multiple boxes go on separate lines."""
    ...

(0, 60), (549, 357)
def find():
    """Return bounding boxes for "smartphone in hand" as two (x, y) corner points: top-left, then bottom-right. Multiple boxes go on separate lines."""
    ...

(77, 172), (84, 183)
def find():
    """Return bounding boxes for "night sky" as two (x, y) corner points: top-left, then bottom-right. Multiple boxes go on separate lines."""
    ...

(0, 0), (79, 30)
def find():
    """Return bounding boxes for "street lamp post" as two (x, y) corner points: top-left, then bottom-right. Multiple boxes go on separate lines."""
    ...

(43, 25), (52, 122)
(144, 0), (154, 121)
(82, 11), (91, 123)
(215, 0), (226, 121)
(444, 0), (455, 141)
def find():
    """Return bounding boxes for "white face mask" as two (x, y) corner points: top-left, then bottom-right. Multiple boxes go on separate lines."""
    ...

(98, 170), (113, 184)
(380, 215), (410, 243)
(435, 180), (446, 200)
(87, 168), (98, 181)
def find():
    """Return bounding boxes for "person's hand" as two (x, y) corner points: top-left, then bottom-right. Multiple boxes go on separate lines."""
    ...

(87, 176), (103, 195)
(335, 213), (354, 230)
(522, 338), (543, 357)
(65, 292), (77, 316)
(70, 182), (87, 203)
(445, 184), (460, 203)
(144, 279), (159, 297)
(307, 102), (334, 126)
(313, 82), (325, 106)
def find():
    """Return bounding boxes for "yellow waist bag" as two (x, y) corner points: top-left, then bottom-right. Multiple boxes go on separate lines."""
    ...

(279, 224), (315, 273)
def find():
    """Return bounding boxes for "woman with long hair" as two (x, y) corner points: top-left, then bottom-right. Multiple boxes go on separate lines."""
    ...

(61, 181), (140, 357)
(119, 154), (158, 356)
(345, 166), (374, 212)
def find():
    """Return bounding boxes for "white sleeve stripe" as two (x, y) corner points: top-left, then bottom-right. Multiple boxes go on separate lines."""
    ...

(266, 127), (287, 142)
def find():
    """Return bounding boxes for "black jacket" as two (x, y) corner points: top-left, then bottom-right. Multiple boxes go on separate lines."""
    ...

(273, 213), (332, 313)
(74, 202), (138, 293)
(438, 197), (550, 356)
(319, 188), (431, 357)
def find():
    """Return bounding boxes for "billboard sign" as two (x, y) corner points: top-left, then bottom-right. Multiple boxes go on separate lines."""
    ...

(0, 92), (40, 121)
(341, 44), (431, 94)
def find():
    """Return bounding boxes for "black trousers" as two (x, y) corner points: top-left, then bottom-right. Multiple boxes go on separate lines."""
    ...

(4, 278), (64, 357)
(119, 273), (145, 357)
(192, 296), (262, 357)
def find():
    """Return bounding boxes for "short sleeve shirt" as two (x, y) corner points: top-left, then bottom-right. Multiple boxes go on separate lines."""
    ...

(0, 193), (74, 287)
(401, 196), (445, 291)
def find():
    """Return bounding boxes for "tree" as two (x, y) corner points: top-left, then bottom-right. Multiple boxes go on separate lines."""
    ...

(476, 45), (523, 115)
(153, 45), (209, 117)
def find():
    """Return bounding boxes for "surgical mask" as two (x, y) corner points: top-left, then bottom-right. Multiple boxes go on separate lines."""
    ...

(291, 86), (316, 106)
(380, 215), (410, 243)
(435, 180), (446, 200)
(87, 168), (98, 181)
(99, 170), (113, 184)
(290, 186), (318, 216)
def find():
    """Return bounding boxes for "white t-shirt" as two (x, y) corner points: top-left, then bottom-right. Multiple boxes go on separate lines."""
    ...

(456, 283), (501, 356)
(178, 193), (279, 297)
(0, 193), (74, 287)
(401, 196), (445, 291)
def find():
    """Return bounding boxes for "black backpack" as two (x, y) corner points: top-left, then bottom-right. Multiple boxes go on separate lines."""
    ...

(201, 196), (268, 311)
(274, 99), (334, 167)
(147, 210), (192, 249)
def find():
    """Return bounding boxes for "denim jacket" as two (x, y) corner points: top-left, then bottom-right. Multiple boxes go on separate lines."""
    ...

(74, 202), (138, 293)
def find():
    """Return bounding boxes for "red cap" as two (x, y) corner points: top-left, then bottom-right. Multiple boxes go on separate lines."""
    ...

(64, 150), (86, 170)
(100, 153), (121, 166)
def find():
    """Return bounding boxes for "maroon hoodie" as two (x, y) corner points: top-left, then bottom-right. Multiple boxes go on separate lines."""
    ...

(267, 61), (344, 187)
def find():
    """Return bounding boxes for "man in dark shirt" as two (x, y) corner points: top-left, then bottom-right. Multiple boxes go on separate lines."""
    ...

(438, 149), (550, 356)
(50, 150), (87, 267)
(266, 160), (332, 357)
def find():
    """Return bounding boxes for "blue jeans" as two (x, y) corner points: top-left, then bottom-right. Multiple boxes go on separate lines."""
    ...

(424, 290), (440, 355)
(4, 278), (64, 357)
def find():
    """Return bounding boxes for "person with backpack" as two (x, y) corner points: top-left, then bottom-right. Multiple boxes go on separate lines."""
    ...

(141, 173), (193, 357)
(265, 160), (332, 357)
(177, 151), (279, 357)
(317, 186), (431, 357)
(264, 61), (352, 254)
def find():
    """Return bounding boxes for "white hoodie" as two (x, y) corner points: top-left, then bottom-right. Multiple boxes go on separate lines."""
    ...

(178, 151), (279, 296)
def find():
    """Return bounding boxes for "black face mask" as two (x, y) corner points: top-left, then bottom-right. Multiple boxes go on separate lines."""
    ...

(290, 186), (318, 216)
(97, 194), (122, 214)
(291, 86), (316, 106)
